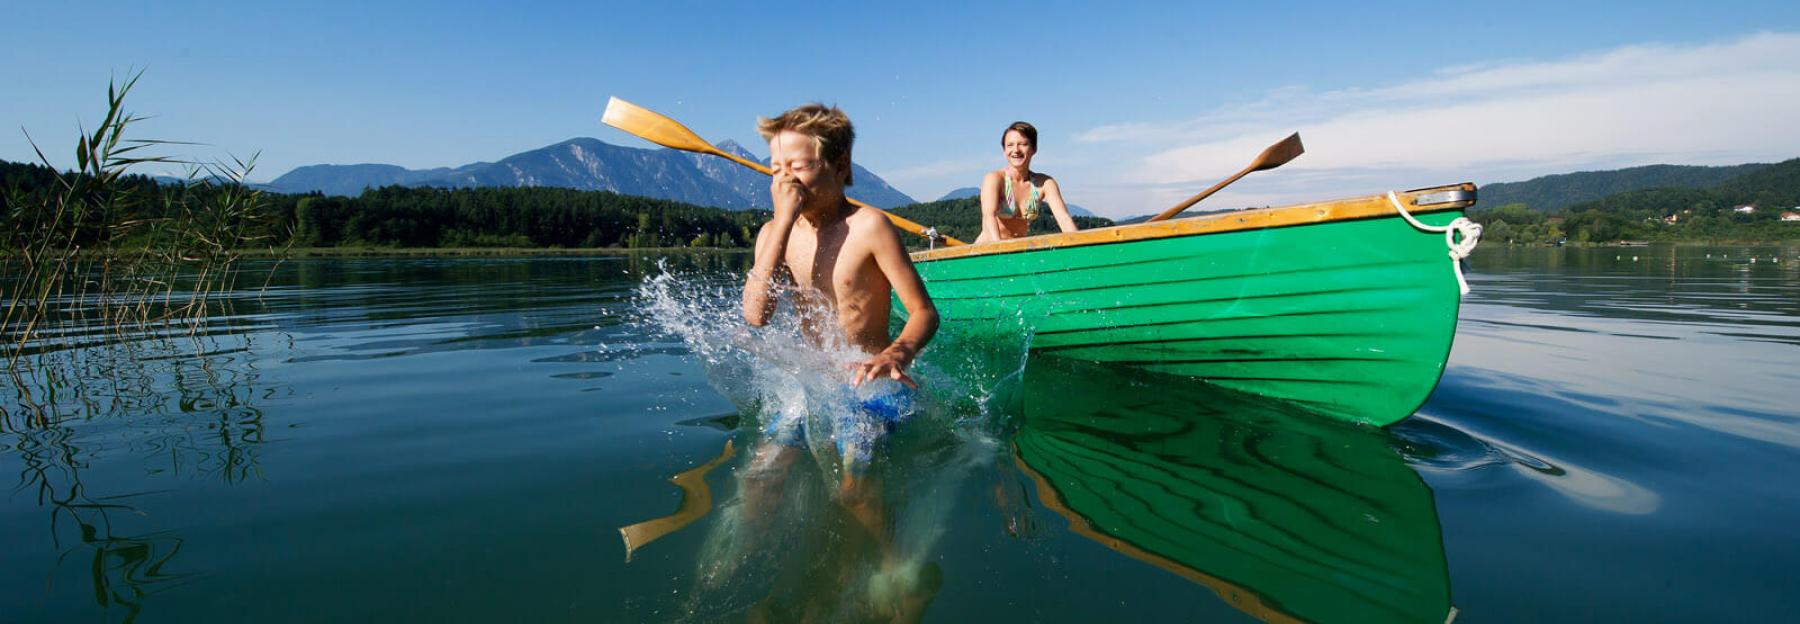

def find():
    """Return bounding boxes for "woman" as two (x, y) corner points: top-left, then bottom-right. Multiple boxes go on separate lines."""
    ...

(977, 121), (1079, 243)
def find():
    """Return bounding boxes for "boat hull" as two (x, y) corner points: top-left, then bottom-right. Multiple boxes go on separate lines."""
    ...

(908, 185), (1474, 426)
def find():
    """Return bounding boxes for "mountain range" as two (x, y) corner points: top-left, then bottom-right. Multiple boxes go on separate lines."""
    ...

(265, 138), (916, 209)
(248, 143), (1784, 218)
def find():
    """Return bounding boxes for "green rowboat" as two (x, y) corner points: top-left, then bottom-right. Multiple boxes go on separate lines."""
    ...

(1014, 358), (1453, 623)
(908, 184), (1479, 427)
(596, 97), (1475, 426)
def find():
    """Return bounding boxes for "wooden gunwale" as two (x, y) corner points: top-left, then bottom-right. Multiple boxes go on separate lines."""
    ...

(910, 183), (1476, 263)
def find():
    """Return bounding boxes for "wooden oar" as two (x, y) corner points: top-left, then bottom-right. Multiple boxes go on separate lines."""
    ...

(602, 97), (966, 246)
(618, 439), (735, 562)
(1147, 133), (1304, 222)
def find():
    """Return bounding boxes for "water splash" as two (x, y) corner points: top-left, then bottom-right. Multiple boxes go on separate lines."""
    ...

(631, 259), (1029, 447)
(630, 261), (1014, 621)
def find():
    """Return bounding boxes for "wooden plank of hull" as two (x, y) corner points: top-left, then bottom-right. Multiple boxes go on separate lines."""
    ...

(908, 184), (1475, 426)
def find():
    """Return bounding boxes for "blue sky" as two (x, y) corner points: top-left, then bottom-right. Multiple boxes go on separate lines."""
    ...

(5, 1), (1800, 217)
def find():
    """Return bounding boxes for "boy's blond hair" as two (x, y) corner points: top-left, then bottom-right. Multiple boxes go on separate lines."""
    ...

(757, 103), (855, 186)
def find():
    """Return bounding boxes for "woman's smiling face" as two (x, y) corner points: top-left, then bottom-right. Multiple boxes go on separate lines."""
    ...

(1003, 130), (1035, 169)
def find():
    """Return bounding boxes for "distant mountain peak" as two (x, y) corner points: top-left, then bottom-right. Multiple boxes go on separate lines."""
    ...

(266, 136), (915, 209)
(545, 136), (604, 151)
(937, 187), (981, 201)
(714, 139), (758, 159)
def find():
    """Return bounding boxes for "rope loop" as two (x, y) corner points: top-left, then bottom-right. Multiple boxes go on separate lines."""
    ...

(1387, 191), (1482, 295)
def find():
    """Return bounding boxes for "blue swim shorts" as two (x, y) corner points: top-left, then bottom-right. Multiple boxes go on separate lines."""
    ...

(761, 383), (914, 471)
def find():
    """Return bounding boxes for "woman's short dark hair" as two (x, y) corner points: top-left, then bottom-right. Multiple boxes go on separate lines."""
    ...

(1001, 121), (1037, 148)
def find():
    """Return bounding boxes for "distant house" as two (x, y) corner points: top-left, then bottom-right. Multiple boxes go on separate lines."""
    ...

(1733, 204), (1756, 214)
(1782, 211), (1800, 222)
(1663, 214), (1680, 224)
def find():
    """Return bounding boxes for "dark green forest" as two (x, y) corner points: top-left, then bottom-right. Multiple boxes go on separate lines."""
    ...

(4, 159), (765, 250)
(274, 185), (767, 249)
(10, 155), (1796, 251)
(1478, 162), (1771, 213)
(3, 159), (1117, 252)
(1470, 157), (1800, 244)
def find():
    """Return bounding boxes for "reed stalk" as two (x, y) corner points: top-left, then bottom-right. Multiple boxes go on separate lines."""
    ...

(1, 71), (286, 428)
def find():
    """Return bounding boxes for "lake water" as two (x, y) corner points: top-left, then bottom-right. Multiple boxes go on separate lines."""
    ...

(2, 245), (1797, 623)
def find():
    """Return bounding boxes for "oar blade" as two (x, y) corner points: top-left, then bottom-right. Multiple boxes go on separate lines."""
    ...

(1252, 132), (1304, 172)
(602, 97), (715, 154)
(600, 96), (964, 246)
(1148, 131), (1304, 222)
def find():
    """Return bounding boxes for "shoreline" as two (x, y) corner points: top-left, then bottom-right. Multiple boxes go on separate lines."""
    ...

(1480, 240), (1800, 248)
(235, 246), (749, 257)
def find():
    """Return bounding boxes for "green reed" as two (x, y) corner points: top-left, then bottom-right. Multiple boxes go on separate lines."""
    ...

(2, 71), (287, 423)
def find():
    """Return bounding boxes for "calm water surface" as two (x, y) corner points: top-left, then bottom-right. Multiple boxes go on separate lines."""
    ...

(2, 246), (1797, 622)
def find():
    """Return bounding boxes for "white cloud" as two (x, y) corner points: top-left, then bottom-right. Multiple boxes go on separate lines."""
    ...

(1075, 32), (1800, 216)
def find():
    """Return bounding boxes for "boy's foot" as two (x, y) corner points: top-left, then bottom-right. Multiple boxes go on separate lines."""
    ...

(866, 560), (942, 622)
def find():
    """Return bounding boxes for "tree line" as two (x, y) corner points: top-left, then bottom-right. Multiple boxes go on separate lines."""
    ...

(274, 185), (766, 249)
(1477, 163), (1770, 213)
(6, 159), (1121, 252)
(4, 159), (766, 250)
(1470, 157), (1800, 244)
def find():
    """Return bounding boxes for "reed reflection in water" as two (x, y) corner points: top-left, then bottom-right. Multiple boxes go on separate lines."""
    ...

(5, 291), (285, 620)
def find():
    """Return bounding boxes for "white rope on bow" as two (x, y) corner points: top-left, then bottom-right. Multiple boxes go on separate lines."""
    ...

(1388, 191), (1482, 295)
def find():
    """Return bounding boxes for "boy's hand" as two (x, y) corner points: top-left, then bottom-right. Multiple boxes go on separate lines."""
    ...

(771, 169), (806, 226)
(849, 346), (917, 388)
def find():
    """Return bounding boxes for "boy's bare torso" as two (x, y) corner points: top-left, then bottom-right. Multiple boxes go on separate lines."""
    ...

(780, 206), (895, 354)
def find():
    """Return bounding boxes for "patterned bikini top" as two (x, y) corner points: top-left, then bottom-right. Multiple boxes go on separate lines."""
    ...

(1000, 172), (1045, 221)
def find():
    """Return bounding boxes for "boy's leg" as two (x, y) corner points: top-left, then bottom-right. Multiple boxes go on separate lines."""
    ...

(839, 472), (894, 561)
(698, 438), (800, 588)
(741, 441), (800, 521)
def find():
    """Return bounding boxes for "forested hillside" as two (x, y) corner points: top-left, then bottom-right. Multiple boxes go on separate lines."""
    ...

(13, 155), (1791, 251)
(4, 160), (764, 249)
(1472, 158), (1800, 244)
(1480, 163), (1770, 212)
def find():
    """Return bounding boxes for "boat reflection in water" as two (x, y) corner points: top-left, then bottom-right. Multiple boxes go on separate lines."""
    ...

(1013, 357), (1453, 623)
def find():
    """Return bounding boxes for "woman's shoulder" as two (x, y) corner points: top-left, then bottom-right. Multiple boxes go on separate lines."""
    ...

(1032, 172), (1056, 185)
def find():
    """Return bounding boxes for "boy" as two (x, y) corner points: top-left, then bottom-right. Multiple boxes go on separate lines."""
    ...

(739, 102), (938, 554)
(742, 103), (937, 388)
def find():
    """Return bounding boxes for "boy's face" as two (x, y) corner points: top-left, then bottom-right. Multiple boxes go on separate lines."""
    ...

(769, 130), (847, 203)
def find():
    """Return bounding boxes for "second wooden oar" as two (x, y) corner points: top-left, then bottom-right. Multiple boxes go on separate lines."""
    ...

(1147, 133), (1304, 222)
(602, 97), (966, 246)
